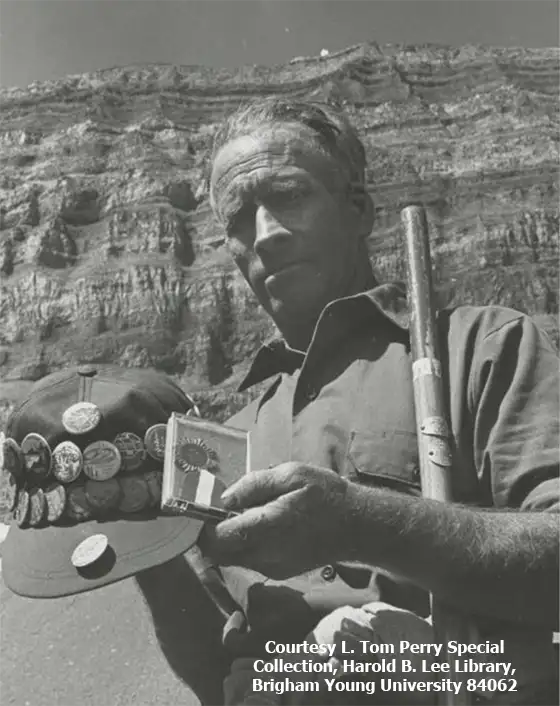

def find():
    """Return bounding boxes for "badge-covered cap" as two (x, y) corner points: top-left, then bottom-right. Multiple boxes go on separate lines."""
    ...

(2, 366), (203, 599)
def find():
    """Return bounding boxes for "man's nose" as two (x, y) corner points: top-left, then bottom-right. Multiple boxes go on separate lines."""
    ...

(254, 204), (291, 255)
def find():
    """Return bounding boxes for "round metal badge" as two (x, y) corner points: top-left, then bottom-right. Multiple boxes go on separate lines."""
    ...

(85, 478), (121, 513)
(28, 488), (47, 527)
(83, 441), (121, 481)
(14, 489), (30, 527)
(62, 402), (102, 435)
(144, 424), (167, 462)
(176, 438), (219, 473)
(21, 433), (52, 484)
(118, 476), (151, 513)
(113, 432), (147, 473)
(6, 473), (19, 512)
(143, 469), (163, 508)
(65, 484), (93, 522)
(44, 483), (67, 523)
(2, 438), (25, 482)
(52, 441), (83, 484)
(71, 534), (109, 568)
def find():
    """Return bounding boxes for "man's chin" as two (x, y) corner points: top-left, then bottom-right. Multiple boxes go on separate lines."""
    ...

(268, 297), (322, 332)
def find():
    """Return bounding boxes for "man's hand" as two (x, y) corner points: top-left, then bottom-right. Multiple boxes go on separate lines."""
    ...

(223, 604), (437, 706)
(310, 602), (436, 675)
(201, 462), (559, 628)
(200, 463), (363, 579)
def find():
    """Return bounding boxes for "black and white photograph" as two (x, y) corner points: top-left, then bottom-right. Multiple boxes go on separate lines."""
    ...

(0, 1), (558, 704)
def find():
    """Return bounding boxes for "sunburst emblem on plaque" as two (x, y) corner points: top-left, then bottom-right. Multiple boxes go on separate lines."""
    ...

(176, 438), (219, 473)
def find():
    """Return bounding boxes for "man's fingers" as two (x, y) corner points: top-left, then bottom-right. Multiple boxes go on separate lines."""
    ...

(200, 489), (307, 573)
(220, 464), (303, 510)
(199, 463), (345, 577)
(199, 506), (266, 565)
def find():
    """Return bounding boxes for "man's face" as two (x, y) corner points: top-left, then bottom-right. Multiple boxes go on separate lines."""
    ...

(210, 124), (368, 337)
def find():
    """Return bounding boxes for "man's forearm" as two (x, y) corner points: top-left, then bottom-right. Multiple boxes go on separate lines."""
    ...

(348, 484), (559, 628)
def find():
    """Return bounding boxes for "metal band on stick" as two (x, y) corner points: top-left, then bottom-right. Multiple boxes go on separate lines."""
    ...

(401, 205), (475, 706)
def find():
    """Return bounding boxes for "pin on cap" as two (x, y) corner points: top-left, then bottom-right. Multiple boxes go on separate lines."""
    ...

(113, 432), (146, 473)
(3, 438), (25, 482)
(144, 469), (163, 507)
(6, 474), (19, 512)
(65, 485), (94, 522)
(71, 534), (109, 568)
(28, 488), (47, 527)
(83, 440), (121, 481)
(85, 478), (121, 513)
(52, 441), (83, 484)
(44, 483), (67, 523)
(62, 402), (102, 435)
(144, 424), (167, 462)
(14, 489), (30, 527)
(21, 433), (52, 484)
(118, 476), (150, 513)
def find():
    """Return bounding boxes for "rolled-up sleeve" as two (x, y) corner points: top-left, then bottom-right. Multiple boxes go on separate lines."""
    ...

(469, 312), (560, 511)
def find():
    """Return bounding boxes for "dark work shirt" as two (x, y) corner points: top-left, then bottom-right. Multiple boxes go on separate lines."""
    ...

(220, 282), (559, 679)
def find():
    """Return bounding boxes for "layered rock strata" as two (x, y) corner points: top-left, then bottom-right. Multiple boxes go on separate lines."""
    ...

(0, 43), (558, 424)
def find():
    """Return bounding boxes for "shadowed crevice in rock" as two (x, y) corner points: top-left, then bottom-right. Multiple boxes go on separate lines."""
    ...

(30, 218), (78, 269)
(163, 179), (199, 212)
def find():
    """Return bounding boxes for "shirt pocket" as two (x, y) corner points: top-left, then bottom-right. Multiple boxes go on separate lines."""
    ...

(346, 429), (422, 494)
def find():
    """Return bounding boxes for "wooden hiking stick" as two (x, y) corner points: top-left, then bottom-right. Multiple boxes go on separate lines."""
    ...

(401, 205), (475, 706)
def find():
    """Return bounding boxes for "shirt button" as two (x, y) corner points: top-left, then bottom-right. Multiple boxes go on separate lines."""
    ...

(306, 387), (318, 401)
(321, 565), (336, 582)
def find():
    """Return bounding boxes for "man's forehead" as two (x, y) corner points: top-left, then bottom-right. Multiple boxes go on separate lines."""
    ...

(219, 123), (320, 156)
(211, 125), (342, 197)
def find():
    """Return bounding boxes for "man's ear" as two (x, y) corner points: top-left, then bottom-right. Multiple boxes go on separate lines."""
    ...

(348, 186), (374, 239)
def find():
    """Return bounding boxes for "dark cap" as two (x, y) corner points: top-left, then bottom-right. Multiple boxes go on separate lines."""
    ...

(2, 366), (204, 598)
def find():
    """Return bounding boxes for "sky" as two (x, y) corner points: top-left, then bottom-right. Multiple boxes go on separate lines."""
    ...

(0, 0), (558, 88)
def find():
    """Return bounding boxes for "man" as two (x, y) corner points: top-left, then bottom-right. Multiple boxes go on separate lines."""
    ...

(191, 97), (558, 704)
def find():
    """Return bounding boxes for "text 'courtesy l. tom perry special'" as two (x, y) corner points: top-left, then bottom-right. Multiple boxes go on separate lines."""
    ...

(160, 413), (250, 522)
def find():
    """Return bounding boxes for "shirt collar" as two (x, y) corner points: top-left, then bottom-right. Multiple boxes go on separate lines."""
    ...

(238, 281), (409, 391)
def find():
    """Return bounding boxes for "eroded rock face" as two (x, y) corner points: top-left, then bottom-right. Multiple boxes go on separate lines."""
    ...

(0, 42), (558, 417)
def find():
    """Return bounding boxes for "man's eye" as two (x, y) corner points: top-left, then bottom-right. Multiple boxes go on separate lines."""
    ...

(266, 187), (308, 209)
(225, 205), (254, 234)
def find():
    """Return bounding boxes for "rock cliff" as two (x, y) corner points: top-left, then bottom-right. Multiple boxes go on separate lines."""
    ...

(1, 42), (558, 425)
